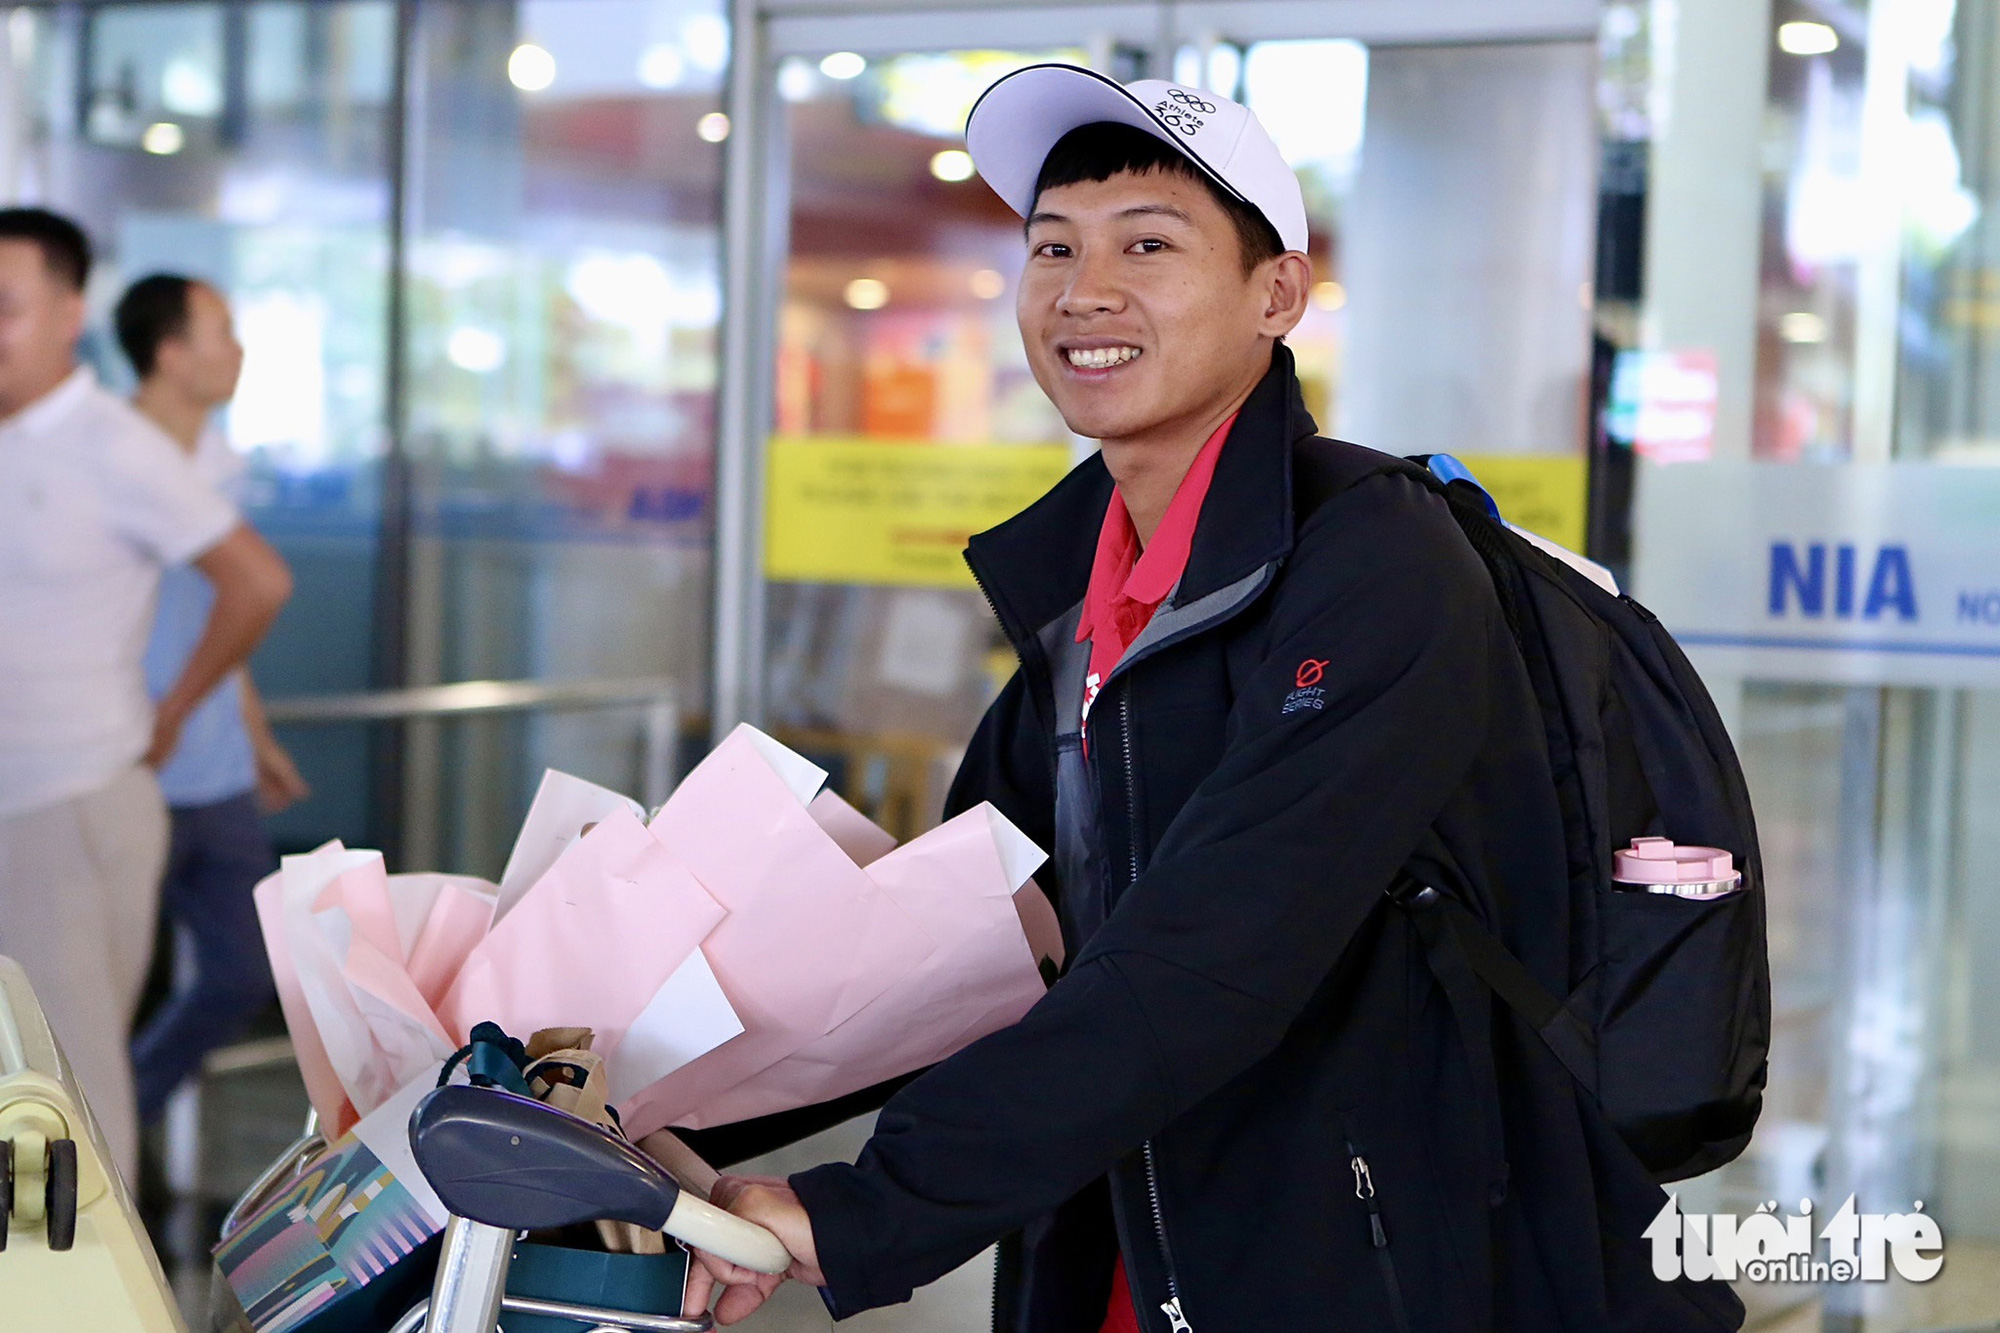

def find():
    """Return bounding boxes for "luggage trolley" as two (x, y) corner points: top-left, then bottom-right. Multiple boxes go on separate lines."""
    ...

(215, 1086), (792, 1333)
(396, 1085), (792, 1333)
(1, 948), (786, 1333)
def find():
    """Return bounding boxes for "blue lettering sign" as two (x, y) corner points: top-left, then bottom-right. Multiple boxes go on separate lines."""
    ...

(1960, 591), (2000, 625)
(1769, 542), (1825, 616)
(1770, 543), (1918, 621)
(1862, 546), (1918, 621)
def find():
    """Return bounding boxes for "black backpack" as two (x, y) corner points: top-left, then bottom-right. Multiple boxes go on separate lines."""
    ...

(1301, 445), (1771, 1187)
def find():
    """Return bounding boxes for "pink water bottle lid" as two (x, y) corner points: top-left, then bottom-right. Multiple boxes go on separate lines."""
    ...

(1613, 837), (1738, 886)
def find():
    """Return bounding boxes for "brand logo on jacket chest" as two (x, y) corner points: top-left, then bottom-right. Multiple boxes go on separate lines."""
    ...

(1282, 658), (1330, 714)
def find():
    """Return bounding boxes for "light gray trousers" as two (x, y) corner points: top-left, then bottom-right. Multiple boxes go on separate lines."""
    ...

(0, 765), (168, 1182)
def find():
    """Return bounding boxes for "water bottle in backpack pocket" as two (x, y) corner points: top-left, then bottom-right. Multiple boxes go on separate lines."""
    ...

(1596, 837), (1764, 1180)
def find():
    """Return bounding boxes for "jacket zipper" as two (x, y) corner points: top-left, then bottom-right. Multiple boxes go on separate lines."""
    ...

(1345, 1132), (1413, 1333)
(1122, 690), (1191, 1333)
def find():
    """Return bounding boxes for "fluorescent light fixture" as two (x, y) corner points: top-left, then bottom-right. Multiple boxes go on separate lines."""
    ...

(1312, 280), (1347, 311)
(141, 121), (185, 155)
(820, 51), (866, 80)
(696, 111), (731, 143)
(1778, 21), (1839, 56)
(969, 269), (1006, 300)
(509, 43), (556, 91)
(843, 277), (889, 310)
(929, 149), (975, 182)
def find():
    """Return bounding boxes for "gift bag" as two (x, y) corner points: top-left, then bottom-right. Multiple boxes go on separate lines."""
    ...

(209, 1074), (448, 1333)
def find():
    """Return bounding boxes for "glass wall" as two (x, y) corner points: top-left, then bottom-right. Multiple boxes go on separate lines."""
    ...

(399, 0), (726, 872)
(1617, 1), (2000, 1328)
(1, 0), (726, 874)
(4, 0), (397, 847)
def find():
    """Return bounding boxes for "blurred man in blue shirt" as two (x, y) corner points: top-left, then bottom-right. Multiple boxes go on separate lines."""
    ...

(118, 273), (309, 1125)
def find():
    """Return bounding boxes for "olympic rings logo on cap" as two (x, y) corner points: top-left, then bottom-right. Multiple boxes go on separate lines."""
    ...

(1167, 88), (1217, 113)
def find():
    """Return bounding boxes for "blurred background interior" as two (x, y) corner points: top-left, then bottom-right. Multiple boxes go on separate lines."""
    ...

(3, 0), (1999, 1329)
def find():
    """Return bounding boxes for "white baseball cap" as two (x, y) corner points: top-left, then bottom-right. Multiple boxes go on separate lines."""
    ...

(964, 63), (1308, 255)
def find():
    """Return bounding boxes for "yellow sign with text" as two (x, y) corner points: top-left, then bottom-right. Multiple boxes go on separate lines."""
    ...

(764, 441), (1590, 588)
(1455, 453), (1589, 554)
(766, 437), (1074, 587)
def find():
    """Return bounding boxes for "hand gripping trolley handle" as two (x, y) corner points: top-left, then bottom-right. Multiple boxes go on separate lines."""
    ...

(392, 1084), (792, 1333)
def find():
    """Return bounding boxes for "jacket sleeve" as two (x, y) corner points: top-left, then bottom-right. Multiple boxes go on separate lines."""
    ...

(792, 475), (1503, 1313)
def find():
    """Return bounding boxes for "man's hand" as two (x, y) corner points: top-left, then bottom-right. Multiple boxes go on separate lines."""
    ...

(143, 703), (188, 770)
(254, 735), (310, 812)
(683, 1175), (825, 1326)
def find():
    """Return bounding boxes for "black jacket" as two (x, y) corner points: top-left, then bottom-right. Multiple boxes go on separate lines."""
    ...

(790, 347), (1743, 1333)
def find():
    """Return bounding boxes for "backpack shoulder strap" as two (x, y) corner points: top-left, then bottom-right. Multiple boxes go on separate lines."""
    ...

(1290, 436), (1431, 525)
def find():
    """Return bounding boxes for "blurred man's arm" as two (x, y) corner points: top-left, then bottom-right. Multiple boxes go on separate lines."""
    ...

(148, 523), (292, 768)
(238, 671), (309, 812)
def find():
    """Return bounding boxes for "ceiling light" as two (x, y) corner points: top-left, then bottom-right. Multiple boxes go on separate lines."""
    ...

(508, 43), (556, 91)
(843, 277), (889, 310)
(968, 268), (1006, 300)
(141, 121), (185, 155)
(819, 51), (866, 80)
(1779, 311), (1826, 343)
(930, 149), (975, 183)
(160, 56), (222, 116)
(1312, 280), (1347, 311)
(446, 326), (507, 373)
(681, 14), (728, 73)
(1778, 21), (1839, 56)
(776, 57), (817, 102)
(696, 111), (731, 143)
(638, 44), (684, 90)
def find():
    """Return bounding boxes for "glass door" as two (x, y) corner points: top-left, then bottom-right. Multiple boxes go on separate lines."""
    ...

(723, 2), (1603, 841)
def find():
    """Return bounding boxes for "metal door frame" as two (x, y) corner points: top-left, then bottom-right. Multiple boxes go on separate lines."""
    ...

(707, 0), (1602, 738)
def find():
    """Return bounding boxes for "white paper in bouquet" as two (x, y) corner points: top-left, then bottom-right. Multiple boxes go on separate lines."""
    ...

(495, 769), (647, 923)
(347, 1066), (453, 1228)
(606, 949), (746, 1105)
(258, 843), (461, 1133)
(680, 802), (1047, 1127)
(617, 726), (938, 1136)
(255, 843), (360, 1133)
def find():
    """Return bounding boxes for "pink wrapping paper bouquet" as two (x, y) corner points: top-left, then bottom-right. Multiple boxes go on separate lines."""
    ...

(255, 724), (1062, 1141)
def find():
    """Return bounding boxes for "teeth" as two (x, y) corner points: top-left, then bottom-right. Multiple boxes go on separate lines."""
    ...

(1066, 346), (1141, 369)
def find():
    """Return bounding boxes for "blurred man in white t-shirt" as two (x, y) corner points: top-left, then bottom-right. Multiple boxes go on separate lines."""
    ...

(0, 208), (292, 1178)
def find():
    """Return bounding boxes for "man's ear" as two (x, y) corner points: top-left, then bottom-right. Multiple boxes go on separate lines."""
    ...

(1258, 252), (1312, 338)
(56, 287), (88, 346)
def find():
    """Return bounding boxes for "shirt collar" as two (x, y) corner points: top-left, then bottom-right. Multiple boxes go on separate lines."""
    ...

(1077, 410), (1239, 644)
(0, 365), (97, 440)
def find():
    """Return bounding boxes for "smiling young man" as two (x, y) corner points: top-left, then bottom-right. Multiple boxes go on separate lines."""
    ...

(686, 68), (1742, 1333)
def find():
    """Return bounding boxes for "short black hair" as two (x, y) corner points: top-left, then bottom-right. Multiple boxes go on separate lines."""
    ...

(115, 273), (200, 379)
(0, 207), (92, 291)
(1031, 122), (1285, 273)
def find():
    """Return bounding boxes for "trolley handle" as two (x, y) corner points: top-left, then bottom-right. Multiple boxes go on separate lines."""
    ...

(409, 1085), (792, 1276)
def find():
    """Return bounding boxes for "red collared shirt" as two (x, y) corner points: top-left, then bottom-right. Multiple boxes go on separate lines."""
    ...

(1079, 412), (1236, 1333)
(1077, 412), (1238, 742)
